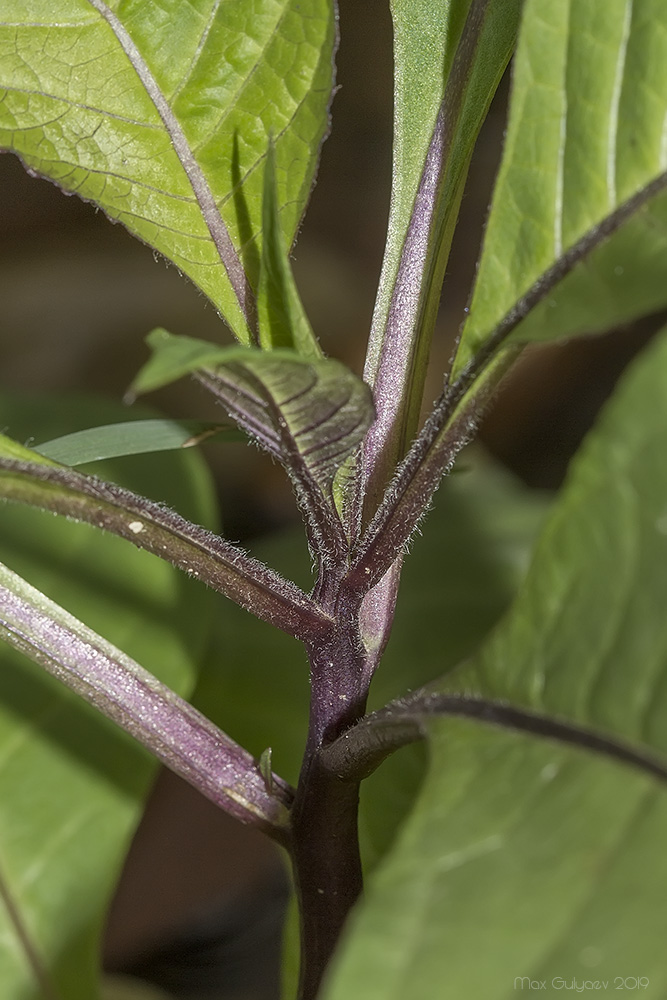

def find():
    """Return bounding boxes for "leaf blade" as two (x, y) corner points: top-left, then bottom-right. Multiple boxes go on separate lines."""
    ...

(0, 0), (335, 340)
(453, 0), (667, 375)
(35, 418), (238, 466)
(324, 722), (667, 1000)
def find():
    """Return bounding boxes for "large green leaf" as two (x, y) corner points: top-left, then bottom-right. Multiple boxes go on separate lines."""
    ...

(0, 393), (217, 999)
(462, 326), (667, 753)
(325, 721), (667, 1000)
(454, 0), (667, 375)
(0, 0), (335, 341)
(324, 328), (667, 997)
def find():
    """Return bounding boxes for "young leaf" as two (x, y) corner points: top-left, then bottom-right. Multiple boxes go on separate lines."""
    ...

(36, 418), (238, 466)
(197, 349), (375, 563)
(132, 330), (375, 563)
(257, 143), (322, 360)
(0, 0), (335, 341)
(361, 0), (520, 510)
(0, 393), (217, 1000)
(453, 0), (667, 376)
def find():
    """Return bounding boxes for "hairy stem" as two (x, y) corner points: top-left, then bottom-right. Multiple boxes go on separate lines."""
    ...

(359, 0), (499, 526)
(290, 584), (369, 999)
(319, 691), (667, 787)
(0, 560), (293, 843)
(0, 460), (330, 642)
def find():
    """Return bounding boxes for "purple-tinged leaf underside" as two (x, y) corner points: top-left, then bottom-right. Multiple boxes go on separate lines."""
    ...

(132, 331), (375, 566)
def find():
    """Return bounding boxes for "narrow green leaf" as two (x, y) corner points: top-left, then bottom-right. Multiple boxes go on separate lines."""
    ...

(0, 392), (217, 999)
(454, 0), (667, 375)
(36, 418), (238, 466)
(257, 143), (322, 359)
(0, 0), (335, 341)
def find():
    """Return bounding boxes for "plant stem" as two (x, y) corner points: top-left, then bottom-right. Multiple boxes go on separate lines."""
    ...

(290, 583), (369, 999)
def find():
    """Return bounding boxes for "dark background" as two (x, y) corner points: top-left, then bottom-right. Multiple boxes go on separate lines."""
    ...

(1, 1), (663, 996)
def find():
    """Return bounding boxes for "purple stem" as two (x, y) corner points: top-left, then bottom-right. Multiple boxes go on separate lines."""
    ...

(0, 565), (292, 844)
(319, 692), (667, 788)
(358, 0), (493, 523)
(0, 459), (331, 642)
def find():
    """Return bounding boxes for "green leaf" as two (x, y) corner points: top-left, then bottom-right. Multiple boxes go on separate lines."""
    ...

(325, 326), (667, 999)
(0, 0), (335, 341)
(257, 142), (322, 359)
(35, 418), (238, 466)
(457, 326), (667, 755)
(128, 328), (242, 398)
(0, 392), (217, 999)
(324, 721), (667, 1000)
(454, 0), (667, 375)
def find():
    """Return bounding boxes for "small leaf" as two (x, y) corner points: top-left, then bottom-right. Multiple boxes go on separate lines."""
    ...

(454, 0), (667, 375)
(35, 419), (239, 466)
(132, 329), (375, 561)
(127, 328), (241, 399)
(257, 143), (322, 360)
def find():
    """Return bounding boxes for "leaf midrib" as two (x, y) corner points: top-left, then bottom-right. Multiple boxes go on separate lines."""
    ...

(86, 0), (250, 324)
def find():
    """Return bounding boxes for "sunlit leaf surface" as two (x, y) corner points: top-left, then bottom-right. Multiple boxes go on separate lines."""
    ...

(454, 0), (667, 374)
(0, 0), (335, 340)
